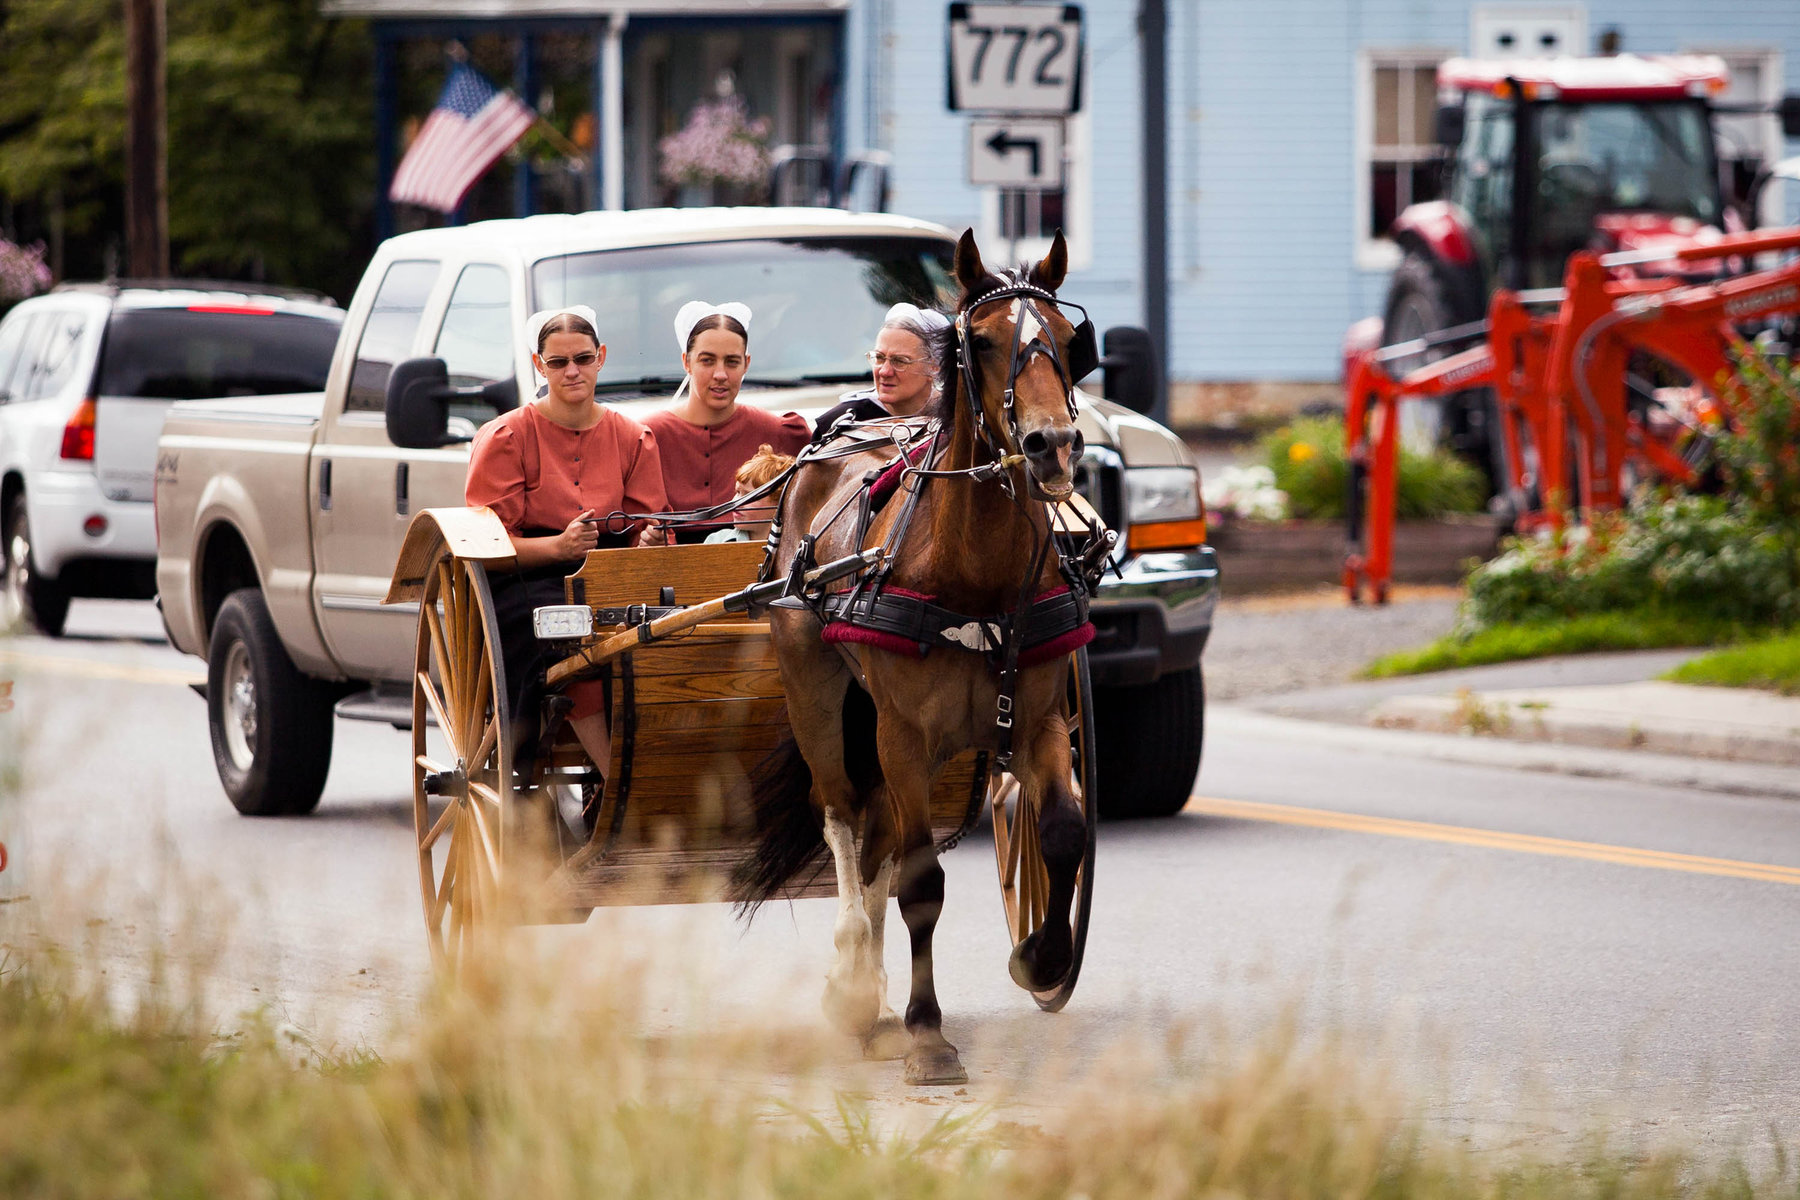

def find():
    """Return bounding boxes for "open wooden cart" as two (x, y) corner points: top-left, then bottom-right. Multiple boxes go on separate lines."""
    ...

(382, 506), (1096, 1011)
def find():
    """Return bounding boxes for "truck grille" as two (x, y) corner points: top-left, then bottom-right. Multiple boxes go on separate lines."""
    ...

(1073, 448), (1124, 538)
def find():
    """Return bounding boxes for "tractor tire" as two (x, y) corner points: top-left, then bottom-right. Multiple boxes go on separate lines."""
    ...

(207, 588), (335, 817)
(1093, 666), (1205, 820)
(3, 502), (70, 637)
(1381, 254), (1504, 493)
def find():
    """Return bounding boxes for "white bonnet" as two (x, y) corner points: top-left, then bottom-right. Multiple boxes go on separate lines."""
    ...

(882, 302), (951, 335)
(526, 305), (601, 350)
(675, 300), (753, 351)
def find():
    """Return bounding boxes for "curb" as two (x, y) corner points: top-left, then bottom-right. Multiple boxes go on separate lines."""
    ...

(1213, 705), (1800, 803)
(1366, 684), (1800, 769)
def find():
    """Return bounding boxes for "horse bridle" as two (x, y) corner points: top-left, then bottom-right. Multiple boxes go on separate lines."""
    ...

(952, 271), (1099, 480)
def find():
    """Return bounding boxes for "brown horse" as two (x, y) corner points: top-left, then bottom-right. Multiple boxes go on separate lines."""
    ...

(736, 230), (1091, 1085)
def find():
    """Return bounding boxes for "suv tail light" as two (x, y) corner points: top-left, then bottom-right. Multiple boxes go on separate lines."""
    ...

(61, 396), (97, 461)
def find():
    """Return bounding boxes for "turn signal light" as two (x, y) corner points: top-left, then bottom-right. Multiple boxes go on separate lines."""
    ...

(1127, 516), (1209, 553)
(60, 396), (97, 461)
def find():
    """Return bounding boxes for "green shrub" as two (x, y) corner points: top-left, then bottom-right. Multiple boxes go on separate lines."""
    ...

(1459, 356), (1800, 636)
(1465, 494), (1800, 629)
(1259, 416), (1487, 520)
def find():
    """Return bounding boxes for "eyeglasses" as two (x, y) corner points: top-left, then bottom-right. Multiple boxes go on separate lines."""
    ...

(541, 351), (600, 370)
(866, 350), (926, 371)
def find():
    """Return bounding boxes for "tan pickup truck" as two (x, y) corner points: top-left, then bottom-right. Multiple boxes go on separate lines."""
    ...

(154, 207), (1219, 821)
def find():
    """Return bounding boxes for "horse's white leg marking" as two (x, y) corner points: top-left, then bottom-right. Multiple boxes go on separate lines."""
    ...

(858, 854), (909, 1060)
(820, 810), (879, 1035)
(864, 856), (897, 1018)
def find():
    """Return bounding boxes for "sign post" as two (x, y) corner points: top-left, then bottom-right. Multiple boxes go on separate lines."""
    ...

(949, 2), (1082, 256)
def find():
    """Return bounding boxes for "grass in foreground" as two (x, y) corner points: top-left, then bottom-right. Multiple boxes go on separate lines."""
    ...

(1, 936), (1795, 1199)
(1362, 609), (1762, 678)
(1664, 629), (1800, 695)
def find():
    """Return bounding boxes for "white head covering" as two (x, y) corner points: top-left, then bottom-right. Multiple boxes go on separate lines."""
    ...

(526, 304), (601, 352)
(882, 302), (951, 335)
(674, 300), (753, 352)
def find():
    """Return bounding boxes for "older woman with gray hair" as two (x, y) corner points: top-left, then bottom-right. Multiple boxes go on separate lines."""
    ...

(812, 302), (951, 438)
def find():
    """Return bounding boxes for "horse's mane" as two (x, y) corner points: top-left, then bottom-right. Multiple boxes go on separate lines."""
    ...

(927, 259), (1062, 426)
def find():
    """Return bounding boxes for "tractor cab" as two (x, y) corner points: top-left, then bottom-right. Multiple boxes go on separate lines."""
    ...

(1428, 55), (1729, 292)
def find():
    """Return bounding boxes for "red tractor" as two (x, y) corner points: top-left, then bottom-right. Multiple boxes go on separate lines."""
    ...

(1372, 53), (1800, 492)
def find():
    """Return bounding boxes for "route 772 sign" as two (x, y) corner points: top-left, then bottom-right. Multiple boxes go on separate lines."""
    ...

(947, 3), (1084, 115)
(967, 117), (1064, 187)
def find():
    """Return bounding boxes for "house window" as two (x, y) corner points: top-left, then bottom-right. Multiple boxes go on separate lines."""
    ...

(1686, 46), (1784, 226)
(998, 188), (1066, 242)
(1356, 50), (1454, 268)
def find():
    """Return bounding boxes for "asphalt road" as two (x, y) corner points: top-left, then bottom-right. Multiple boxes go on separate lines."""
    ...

(4, 598), (1798, 1157)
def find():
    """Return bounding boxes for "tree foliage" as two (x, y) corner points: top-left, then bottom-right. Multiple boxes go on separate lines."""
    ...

(0, 0), (374, 300)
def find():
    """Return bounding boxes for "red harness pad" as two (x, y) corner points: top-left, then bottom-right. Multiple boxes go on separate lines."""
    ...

(867, 440), (933, 511)
(820, 583), (1095, 666)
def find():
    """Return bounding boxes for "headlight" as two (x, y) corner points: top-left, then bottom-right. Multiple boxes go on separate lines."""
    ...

(1123, 466), (1208, 553)
(1125, 467), (1201, 524)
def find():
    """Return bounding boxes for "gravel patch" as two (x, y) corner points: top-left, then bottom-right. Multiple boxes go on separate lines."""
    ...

(1205, 585), (1464, 701)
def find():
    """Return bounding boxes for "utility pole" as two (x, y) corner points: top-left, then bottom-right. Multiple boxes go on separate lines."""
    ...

(1139, 0), (1168, 423)
(124, 0), (168, 279)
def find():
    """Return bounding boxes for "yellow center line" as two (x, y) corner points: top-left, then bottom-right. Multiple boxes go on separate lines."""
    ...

(1185, 795), (1800, 887)
(0, 648), (202, 688)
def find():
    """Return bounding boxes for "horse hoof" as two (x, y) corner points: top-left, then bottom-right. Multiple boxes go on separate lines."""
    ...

(861, 1016), (909, 1061)
(1008, 930), (1071, 993)
(904, 1043), (968, 1086)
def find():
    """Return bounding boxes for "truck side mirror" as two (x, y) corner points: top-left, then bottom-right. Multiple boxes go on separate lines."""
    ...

(386, 357), (458, 448)
(1433, 102), (1465, 148)
(1781, 94), (1800, 139)
(1100, 326), (1160, 416)
(385, 357), (517, 449)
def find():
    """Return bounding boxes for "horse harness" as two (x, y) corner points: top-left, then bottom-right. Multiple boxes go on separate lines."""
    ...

(765, 273), (1116, 785)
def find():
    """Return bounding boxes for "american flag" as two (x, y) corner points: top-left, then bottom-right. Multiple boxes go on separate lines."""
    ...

(389, 63), (536, 213)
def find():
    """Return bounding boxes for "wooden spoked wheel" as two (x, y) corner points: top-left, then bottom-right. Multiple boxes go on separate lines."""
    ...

(411, 554), (514, 977)
(990, 647), (1098, 1013)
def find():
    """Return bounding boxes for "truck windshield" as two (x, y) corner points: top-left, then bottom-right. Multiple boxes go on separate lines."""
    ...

(97, 308), (343, 399)
(1531, 100), (1719, 223)
(530, 237), (957, 391)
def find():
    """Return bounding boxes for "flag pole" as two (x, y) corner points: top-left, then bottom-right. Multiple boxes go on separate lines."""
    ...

(530, 116), (588, 165)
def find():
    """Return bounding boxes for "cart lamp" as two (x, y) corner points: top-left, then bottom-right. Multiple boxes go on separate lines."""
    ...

(533, 605), (594, 640)
(83, 514), (109, 538)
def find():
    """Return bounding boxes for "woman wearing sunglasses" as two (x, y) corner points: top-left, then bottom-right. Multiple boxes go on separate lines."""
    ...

(643, 300), (811, 543)
(812, 302), (950, 440)
(464, 305), (668, 776)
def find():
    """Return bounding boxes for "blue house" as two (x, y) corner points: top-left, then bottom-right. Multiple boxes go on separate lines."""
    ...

(328, 0), (1800, 428)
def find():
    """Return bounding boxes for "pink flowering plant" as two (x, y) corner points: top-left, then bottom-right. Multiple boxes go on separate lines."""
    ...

(0, 238), (52, 301)
(658, 97), (772, 191)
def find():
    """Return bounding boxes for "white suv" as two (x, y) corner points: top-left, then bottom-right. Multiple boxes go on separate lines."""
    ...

(0, 283), (342, 635)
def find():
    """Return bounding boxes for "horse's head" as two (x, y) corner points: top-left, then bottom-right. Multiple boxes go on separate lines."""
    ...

(951, 229), (1091, 502)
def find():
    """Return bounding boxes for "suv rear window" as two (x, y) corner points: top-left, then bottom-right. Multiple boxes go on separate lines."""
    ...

(96, 308), (342, 399)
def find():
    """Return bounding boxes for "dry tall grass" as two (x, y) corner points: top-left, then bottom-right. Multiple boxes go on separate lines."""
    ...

(1, 899), (1793, 1200)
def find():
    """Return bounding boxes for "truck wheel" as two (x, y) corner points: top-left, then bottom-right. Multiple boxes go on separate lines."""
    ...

(207, 588), (334, 816)
(1093, 666), (1204, 820)
(3, 503), (70, 637)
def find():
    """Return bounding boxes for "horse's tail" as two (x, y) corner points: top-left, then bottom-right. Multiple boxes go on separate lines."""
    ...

(730, 735), (827, 916)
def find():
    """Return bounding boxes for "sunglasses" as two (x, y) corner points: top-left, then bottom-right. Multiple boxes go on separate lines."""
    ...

(541, 351), (600, 370)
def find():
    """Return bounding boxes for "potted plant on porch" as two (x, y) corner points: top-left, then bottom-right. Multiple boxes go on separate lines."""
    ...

(658, 92), (772, 206)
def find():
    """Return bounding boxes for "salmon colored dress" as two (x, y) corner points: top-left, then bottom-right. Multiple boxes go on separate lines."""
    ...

(642, 405), (810, 536)
(465, 403), (668, 728)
